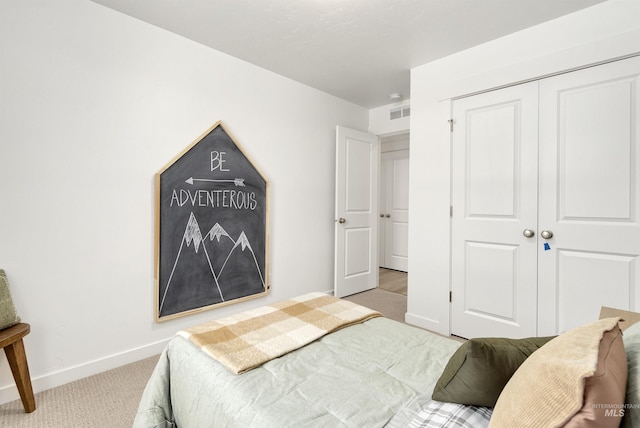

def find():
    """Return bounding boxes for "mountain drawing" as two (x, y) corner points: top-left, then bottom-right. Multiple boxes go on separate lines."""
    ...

(204, 223), (235, 275)
(159, 212), (265, 316)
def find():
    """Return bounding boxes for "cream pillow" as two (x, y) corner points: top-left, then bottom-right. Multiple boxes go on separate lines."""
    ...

(489, 317), (627, 428)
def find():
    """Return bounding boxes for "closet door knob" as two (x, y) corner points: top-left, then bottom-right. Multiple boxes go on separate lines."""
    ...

(337, 218), (346, 224)
(523, 229), (535, 238)
(541, 230), (554, 239)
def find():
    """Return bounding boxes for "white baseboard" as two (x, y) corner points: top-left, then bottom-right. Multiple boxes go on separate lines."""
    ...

(0, 338), (170, 406)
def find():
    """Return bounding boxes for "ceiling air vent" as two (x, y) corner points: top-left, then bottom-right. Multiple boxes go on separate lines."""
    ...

(390, 104), (410, 120)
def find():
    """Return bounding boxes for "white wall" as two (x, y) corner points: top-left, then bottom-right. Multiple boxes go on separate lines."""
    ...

(0, 0), (368, 403)
(408, 0), (640, 335)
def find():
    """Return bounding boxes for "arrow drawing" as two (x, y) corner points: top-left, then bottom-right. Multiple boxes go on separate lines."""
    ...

(185, 177), (246, 187)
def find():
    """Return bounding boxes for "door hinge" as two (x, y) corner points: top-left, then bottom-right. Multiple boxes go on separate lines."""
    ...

(449, 291), (452, 302)
(448, 118), (454, 132)
(450, 206), (453, 217)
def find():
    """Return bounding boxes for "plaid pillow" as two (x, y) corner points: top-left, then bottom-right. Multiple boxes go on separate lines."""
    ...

(408, 400), (492, 428)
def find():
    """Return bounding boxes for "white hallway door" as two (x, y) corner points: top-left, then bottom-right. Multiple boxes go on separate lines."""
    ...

(380, 149), (409, 272)
(451, 56), (640, 339)
(334, 126), (379, 298)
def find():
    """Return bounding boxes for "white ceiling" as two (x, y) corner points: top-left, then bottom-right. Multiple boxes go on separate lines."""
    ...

(90, 0), (606, 108)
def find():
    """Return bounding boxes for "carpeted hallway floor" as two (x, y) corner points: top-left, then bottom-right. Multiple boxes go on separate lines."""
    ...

(343, 268), (407, 323)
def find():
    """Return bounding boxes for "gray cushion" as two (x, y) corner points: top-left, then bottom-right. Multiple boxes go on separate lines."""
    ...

(0, 269), (21, 330)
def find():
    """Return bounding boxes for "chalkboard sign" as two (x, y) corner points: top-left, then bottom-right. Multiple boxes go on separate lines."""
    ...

(155, 121), (269, 322)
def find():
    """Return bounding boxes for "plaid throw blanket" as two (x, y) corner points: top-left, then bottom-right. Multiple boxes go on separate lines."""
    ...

(178, 293), (382, 374)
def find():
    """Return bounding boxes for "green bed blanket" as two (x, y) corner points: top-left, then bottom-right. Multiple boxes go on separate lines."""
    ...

(133, 317), (460, 428)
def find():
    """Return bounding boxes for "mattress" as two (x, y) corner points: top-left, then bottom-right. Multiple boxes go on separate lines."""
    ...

(133, 317), (461, 428)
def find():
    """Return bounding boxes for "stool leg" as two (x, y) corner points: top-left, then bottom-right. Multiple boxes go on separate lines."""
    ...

(4, 338), (36, 413)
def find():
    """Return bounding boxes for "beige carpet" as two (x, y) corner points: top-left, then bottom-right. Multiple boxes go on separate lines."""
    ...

(0, 355), (158, 427)
(0, 286), (407, 427)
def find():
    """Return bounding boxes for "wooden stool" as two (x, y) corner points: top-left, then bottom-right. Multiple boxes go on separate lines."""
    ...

(0, 323), (35, 413)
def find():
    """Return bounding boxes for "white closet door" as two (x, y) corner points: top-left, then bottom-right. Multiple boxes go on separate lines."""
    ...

(538, 56), (640, 335)
(380, 149), (409, 272)
(451, 82), (539, 339)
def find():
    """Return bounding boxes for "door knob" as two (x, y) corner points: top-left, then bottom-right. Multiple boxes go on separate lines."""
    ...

(338, 218), (346, 224)
(523, 229), (535, 238)
(540, 230), (553, 239)
(380, 214), (384, 218)
(385, 214), (391, 218)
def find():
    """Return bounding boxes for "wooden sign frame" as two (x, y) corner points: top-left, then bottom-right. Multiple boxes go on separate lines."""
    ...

(155, 121), (270, 322)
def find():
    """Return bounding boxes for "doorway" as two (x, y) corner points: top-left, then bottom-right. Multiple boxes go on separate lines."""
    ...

(378, 132), (409, 297)
(334, 127), (410, 320)
(334, 128), (410, 302)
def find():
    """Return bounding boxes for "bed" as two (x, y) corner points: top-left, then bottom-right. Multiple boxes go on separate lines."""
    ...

(133, 293), (640, 428)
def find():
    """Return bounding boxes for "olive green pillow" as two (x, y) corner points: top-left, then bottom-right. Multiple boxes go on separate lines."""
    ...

(432, 335), (554, 407)
(0, 269), (21, 330)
